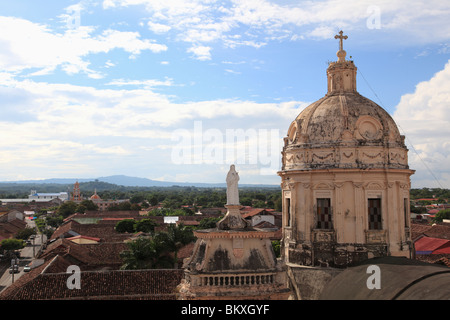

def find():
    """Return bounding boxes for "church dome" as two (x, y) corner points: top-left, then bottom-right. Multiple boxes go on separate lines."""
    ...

(90, 189), (101, 201)
(282, 31), (409, 171)
(288, 92), (404, 147)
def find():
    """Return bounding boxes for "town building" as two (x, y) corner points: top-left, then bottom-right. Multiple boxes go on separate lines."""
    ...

(29, 190), (69, 202)
(88, 189), (128, 211)
(0, 190), (68, 206)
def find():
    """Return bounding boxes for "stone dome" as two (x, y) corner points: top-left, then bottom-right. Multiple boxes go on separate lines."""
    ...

(287, 92), (405, 147)
(90, 189), (101, 200)
(282, 34), (409, 172)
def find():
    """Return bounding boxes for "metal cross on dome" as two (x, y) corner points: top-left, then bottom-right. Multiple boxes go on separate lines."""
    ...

(335, 30), (348, 51)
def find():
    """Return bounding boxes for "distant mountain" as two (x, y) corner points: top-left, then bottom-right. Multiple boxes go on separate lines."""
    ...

(0, 175), (279, 188)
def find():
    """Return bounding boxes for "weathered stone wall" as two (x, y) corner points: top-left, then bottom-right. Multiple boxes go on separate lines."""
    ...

(287, 242), (389, 268)
(286, 265), (342, 300)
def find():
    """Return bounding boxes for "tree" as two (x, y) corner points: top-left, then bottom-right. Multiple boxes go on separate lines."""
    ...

(120, 236), (174, 270)
(79, 200), (98, 211)
(274, 197), (282, 212)
(130, 194), (145, 204)
(15, 227), (36, 240)
(163, 224), (196, 268)
(433, 209), (450, 223)
(46, 215), (64, 228)
(1, 238), (25, 251)
(108, 201), (132, 211)
(272, 240), (281, 258)
(120, 237), (159, 269)
(115, 219), (135, 233)
(198, 217), (221, 229)
(149, 195), (159, 206)
(253, 200), (266, 208)
(58, 201), (78, 218)
(134, 219), (158, 233)
(240, 197), (252, 206)
(76, 204), (87, 214)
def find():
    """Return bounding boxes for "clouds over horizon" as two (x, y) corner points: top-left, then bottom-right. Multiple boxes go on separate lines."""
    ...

(0, 74), (302, 182)
(2, 56), (450, 186)
(0, 1), (450, 186)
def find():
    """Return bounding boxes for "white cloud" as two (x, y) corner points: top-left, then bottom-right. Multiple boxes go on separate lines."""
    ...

(0, 75), (303, 180)
(106, 77), (175, 88)
(187, 45), (212, 61)
(102, 0), (450, 59)
(0, 16), (167, 77)
(147, 21), (172, 33)
(393, 59), (450, 188)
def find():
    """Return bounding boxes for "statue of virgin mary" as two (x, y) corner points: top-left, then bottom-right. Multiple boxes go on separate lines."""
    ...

(226, 165), (239, 205)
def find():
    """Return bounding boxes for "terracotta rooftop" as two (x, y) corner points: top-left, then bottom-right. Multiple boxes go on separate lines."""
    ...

(66, 235), (102, 242)
(0, 254), (184, 300)
(51, 219), (131, 243)
(411, 222), (450, 241)
(40, 238), (128, 270)
(0, 218), (27, 239)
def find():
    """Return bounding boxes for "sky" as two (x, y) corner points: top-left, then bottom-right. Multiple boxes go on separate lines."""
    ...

(0, 0), (450, 187)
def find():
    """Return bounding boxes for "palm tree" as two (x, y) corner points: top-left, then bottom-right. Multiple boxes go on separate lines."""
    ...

(120, 237), (173, 270)
(120, 237), (155, 270)
(164, 224), (196, 268)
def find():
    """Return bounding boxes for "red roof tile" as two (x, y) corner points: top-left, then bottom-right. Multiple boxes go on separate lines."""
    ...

(66, 235), (101, 242)
(415, 237), (450, 253)
(0, 265), (184, 300)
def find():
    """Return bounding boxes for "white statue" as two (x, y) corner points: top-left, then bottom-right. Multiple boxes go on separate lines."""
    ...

(217, 164), (248, 230)
(226, 164), (240, 205)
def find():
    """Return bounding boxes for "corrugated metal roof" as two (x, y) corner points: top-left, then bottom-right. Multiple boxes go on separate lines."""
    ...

(415, 236), (450, 252)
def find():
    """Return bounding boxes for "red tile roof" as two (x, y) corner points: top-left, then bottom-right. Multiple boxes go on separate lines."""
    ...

(415, 237), (450, 253)
(0, 255), (184, 300)
(242, 208), (266, 219)
(40, 238), (128, 270)
(66, 235), (101, 242)
(411, 222), (450, 241)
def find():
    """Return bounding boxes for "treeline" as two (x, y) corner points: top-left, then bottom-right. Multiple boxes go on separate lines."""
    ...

(0, 182), (282, 211)
(410, 188), (450, 201)
(117, 186), (282, 211)
(6, 182), (450, 210)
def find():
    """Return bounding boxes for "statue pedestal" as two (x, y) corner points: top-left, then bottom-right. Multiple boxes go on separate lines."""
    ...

(179, 223), (290, 300)
(177, 164), (291, 299)
(216, 204), (250, 230)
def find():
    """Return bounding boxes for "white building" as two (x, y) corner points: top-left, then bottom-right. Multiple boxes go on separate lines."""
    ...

(28, 190), (69, 201)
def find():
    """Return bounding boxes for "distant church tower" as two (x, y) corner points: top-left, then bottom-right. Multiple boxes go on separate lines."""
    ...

(71, 181), (82, 202)
(278, 31), (415, 268)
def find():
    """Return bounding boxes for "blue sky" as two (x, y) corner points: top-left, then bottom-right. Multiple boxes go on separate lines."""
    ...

(0, 0), (450, 187)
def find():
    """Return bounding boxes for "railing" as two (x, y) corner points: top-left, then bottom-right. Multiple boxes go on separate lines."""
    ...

(194, 273), (275, 287)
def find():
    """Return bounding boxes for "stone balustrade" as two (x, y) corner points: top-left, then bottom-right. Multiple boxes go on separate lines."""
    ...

(191, 272), (276, 287)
